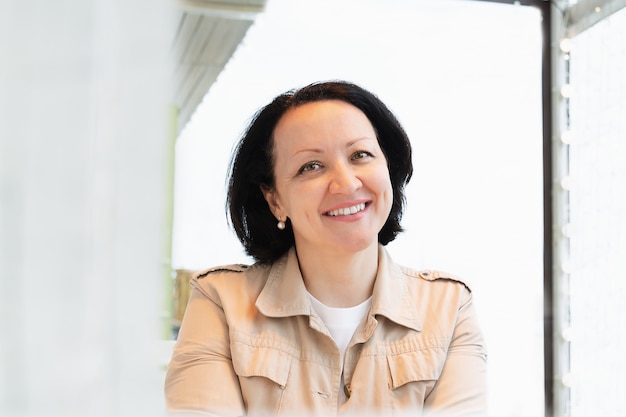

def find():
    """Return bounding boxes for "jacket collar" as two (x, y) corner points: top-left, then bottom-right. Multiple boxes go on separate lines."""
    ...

(255, 245), (422, 332)
(370, 245), (422, 332)
(256, 247), (312, 318)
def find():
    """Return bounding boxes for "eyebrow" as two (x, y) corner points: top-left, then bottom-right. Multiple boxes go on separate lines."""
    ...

(291, 137), (376, 157)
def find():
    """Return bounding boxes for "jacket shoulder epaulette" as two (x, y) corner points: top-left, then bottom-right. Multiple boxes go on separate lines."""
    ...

(403, 268), (472, 292)
(196, 264), (249, 280)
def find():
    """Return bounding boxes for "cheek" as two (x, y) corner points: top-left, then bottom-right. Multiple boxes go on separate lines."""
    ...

(375, 168), (394, 200)
(384, 180), (394, 212)
(377, 172), (394, 217)
(278, 183), (318, 217)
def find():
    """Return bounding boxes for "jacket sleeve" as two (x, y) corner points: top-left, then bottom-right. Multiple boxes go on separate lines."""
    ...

(423, 287), (488, 417)
(164, 280), (245, 417)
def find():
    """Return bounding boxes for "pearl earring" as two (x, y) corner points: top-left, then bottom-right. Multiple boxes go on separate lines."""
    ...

(277, 218), (286, 230)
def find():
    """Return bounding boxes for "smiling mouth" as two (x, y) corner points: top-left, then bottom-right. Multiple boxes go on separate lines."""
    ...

(325, 203), (367, 217)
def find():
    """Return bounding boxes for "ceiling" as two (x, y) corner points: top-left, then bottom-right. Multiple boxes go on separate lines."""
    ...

(172, 0), (268, 133)
(170, 0), (626, 134)
(565, 0), (626, 37)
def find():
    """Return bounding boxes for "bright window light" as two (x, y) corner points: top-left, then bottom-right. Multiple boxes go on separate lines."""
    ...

(172, 1), (545, 415)
(568, 7), (626, 416)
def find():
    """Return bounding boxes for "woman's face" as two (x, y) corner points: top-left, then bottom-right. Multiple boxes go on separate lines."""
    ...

(262, 100), (393, 256)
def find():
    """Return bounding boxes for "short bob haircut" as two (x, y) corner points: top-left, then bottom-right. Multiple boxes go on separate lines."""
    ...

(226, 80), (413, 264)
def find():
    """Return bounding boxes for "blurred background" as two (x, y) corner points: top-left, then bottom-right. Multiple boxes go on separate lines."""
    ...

(1, 0), (624, 416)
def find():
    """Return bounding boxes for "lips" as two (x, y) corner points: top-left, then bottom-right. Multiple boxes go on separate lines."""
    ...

(325, 202), (367, 217)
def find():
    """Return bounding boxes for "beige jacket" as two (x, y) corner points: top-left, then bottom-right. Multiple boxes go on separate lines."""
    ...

(165, 245), (487, 417)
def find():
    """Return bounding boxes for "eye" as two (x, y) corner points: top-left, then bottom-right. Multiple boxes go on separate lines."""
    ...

(352, 150), (374, 161)
(298, 161), (323, 174)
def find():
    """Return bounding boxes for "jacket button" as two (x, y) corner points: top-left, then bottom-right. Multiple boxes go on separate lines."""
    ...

(343, 384), (351, 398)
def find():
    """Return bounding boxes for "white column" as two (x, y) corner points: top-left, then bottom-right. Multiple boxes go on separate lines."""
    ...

(0, 1), (174, 416)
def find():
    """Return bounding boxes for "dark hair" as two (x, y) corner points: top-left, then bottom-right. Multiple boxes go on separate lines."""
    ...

(226, 80), (413, 263)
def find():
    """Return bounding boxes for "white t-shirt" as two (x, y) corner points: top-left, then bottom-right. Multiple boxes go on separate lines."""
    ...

(308, 292), (372, 406)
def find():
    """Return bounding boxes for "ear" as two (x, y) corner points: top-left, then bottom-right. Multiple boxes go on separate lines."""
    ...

(260, 184), (283, 219)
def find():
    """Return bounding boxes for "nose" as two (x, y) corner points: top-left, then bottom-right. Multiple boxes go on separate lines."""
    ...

(328, 163), (361, 194)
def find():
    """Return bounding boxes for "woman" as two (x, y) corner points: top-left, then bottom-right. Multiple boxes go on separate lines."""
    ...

(165, 81), (487, 417)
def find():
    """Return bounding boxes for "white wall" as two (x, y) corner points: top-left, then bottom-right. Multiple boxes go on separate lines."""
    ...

(0, 1), (174, 416)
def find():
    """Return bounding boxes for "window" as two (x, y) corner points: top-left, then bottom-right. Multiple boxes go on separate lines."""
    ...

(560, 6), (626, 416)
(172, 1), (546, 415)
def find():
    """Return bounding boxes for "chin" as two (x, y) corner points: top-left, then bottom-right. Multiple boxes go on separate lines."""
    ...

(332, 237), (378, 254)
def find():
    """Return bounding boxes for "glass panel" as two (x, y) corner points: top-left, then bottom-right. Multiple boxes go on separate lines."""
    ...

(568, 7), (626, 416)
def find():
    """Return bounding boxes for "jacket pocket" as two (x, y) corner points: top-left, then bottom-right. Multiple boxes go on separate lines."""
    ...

(387, 347), (446, 389)
(386, 348), (446, 412)
(231, 342), (292, 415)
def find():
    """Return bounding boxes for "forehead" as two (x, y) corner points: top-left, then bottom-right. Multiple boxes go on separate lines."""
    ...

(273, 100), (375, 144)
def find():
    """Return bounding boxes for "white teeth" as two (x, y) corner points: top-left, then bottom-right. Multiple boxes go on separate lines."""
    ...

(326, 203), (366, 217)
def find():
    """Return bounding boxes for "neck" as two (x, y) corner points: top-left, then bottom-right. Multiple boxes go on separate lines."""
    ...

(295, 242), (379, 308)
